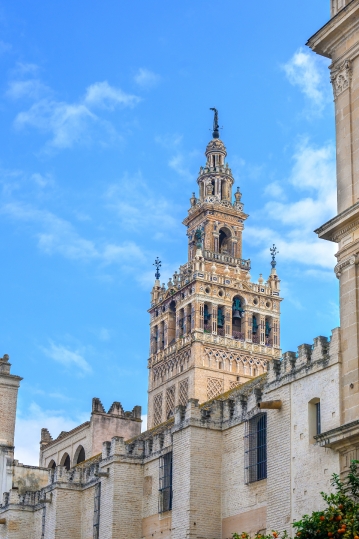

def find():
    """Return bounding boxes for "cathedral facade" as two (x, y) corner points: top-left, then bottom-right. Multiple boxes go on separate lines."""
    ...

(0, 1), (359, 537)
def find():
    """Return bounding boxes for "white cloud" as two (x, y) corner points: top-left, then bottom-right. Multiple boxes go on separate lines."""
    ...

(6, 79), (51, 100)
(155, 133), (183, 149)
(15, 100), (98, 149)
(282, 48), (331, 114)
(134, 68), (161, 88)
(263, 181), (286, 200)
(15, 403), (84, 466)
(30, 172), (54, 188)
(84, 81), (140, 109)
(168, 153), (194, 181)
(105, 172), (180, 233)
(264, 140), (336, 231)
(11, 79), (139, 150)
(245, 140), (337, 272)
(1, 202), (146, 265)
(98, 328), (111, 341)
(42, 341), (92, 374)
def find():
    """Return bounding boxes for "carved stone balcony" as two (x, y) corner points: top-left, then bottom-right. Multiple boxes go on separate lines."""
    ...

(232, 330), (245, 341)
(202, 250), (251, 270)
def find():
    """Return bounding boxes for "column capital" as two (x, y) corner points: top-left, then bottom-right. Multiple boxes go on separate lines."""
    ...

(334, 252), (359, 278)
(331, 59), (352, 99)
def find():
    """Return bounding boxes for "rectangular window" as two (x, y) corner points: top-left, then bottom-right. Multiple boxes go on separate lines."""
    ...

(93, 482), (101, 539)
(159, 452), (173, 513)
(244, 413), (267, 483)
(316, 402), (321, 435)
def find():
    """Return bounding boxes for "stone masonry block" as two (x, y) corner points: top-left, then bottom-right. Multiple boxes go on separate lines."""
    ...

(102, 441), (111, 459)
(110, 436), (126, 456)
(297, 344), (312, 365)
(282, 351), (297, 372)
(311, 336), (329, 362)
(185, 398), (201, 421)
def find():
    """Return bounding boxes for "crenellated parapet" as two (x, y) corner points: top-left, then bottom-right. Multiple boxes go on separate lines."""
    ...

(39, 397), (141, 470)
(266, 328), (340, 387)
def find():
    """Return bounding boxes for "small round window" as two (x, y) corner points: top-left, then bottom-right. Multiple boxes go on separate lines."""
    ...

(205, 287), (211, 294)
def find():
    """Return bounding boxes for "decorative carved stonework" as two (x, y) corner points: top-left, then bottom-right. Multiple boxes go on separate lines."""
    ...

(334, 253), (359, 278)
(331, 60), (352, 99)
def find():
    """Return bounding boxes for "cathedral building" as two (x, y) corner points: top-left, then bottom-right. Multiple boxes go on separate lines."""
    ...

(0, 1), (358, 538)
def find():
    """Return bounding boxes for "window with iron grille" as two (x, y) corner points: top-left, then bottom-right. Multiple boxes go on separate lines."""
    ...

(159, 452), (172, 513)
(93, 482), (101, 539)
(244, 413), (267, 483)
(41, 506), (46, 539)
(316, 402), (321, 435)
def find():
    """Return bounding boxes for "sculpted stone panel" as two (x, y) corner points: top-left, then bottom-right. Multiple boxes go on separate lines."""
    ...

(331, 60), (352, 99)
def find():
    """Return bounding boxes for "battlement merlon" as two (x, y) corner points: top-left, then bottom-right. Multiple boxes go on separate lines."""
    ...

(39, 398), (142, 468)
(266, 328), (340, 385)
(91, 398), (141, 420)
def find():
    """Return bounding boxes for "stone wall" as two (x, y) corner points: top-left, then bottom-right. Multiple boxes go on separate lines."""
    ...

(0, 331), (344, 539)
(40, 398), (141, 469)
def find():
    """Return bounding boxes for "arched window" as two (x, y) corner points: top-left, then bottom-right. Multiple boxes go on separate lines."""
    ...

(218, 227), (231, 254)
(75, 445), (86, 465)
(168, 301), (176, 345)
(265, 317), (272, 346)
(232, 296), (245, 340)
(60, 453), (71, 471)
(217, 307), (224, 328)
(48, 460), (56, 470)
(204, 304), (211, 333)
(252, 315), (259, 343)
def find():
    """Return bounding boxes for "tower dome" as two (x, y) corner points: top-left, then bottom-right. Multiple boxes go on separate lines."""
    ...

(205, 138), (227, 158)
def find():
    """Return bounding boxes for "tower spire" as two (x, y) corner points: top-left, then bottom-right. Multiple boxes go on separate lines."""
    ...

(209, 107), (220, 139)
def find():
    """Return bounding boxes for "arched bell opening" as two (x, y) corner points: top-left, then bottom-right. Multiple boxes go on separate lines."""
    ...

(217, 305), (225, 336)
(265, 316), (273, 346)
(60, 453), (71, 471)
(218, 227), (232, 255)
(151, 325), (158, 354)
(203, 303), (212, 334)
(48, 460), (56, 470)
(232, 296), (245, 340)
(221, 180), (230, 201)
(168, 300), (176, 345)
(186, 303), (192, 335)
(156, 321), (165, 351)
(178, 308), (185, 338)
(252, 314), (260, 344)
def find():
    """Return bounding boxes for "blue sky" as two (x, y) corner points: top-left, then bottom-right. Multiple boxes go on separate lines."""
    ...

(0, 1), (338, 464)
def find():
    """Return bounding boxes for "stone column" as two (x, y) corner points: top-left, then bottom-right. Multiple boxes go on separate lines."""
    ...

(225, 305), (231, 337)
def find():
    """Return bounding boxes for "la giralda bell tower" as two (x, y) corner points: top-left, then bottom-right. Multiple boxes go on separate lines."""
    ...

(147, 110), (282, 429)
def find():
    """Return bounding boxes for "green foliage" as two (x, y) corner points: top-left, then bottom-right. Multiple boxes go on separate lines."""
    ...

(232, 532), (288, 539)
(232, 461), (359, 539)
